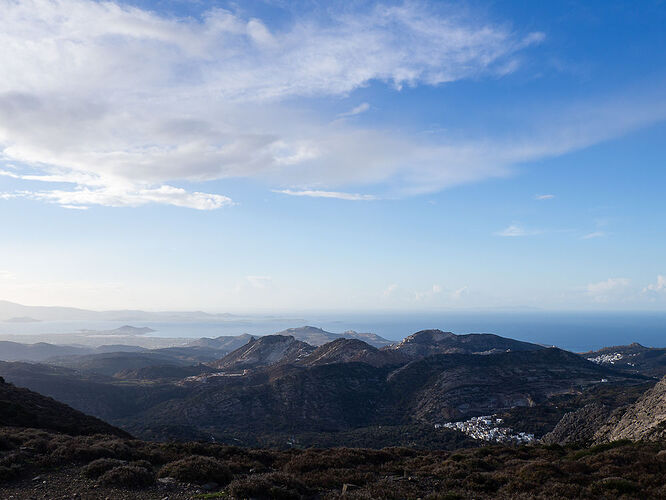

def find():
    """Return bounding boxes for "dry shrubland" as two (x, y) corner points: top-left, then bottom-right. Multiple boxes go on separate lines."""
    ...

(1, 427), (665, 498)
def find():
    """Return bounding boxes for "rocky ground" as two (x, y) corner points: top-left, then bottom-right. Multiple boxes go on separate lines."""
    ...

(1, 468), (200, 500)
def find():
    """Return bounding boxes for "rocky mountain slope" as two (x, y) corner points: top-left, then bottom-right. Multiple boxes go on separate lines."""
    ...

(541, 403), (615, 445)
(595, 375), (666, 442)
(299, 338), (408, 367)
(122, 347), (645, 440)
(386, 329), (544, 358)
(0, 328), (653, 444)
(0, 376), (128, 436)
(210, 335), (315, 371)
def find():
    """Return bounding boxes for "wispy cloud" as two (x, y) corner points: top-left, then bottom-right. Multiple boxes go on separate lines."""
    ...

(22, 186), (233, 210)
(383, 283), (398, 297)
(0, 0), (664, 210)
(336, 103), (370, 119)
(275, 189), (377, 201)
(581, 231), (606, 239)
(535, 194), (555, 200)
(494, 224), (539, 237)
(0, 0), (545, 209)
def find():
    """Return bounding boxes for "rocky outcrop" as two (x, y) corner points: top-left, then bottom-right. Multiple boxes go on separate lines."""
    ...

(541, 403), (613, 445)
(210, 335), (315, 371)
(595, 376), (666, 442)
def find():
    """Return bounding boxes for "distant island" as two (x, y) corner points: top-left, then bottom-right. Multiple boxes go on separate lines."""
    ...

(3, 316), (41, 323)
(77, 325), (156, 336)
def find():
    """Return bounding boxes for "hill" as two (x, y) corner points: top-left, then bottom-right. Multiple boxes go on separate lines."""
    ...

(210, 335), (315, 371)
(275, 326), (392, 347)
(386, 329), (544, 358)
(124, 347), (645, 440)
(0, 341), (93, 362)
(583, 342), (666, 377)
(47, 351), (193, 377)
(0, 376), (128, 437)
(299, 338), (408, 367)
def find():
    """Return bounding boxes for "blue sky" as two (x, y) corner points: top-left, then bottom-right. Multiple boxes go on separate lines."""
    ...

(0, 0), (665, 311)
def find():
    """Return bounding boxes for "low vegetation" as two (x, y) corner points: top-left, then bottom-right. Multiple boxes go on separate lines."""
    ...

(0, 426), (665, 498)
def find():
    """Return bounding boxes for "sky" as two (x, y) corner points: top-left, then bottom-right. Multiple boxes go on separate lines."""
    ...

(0, 0), (665, 312)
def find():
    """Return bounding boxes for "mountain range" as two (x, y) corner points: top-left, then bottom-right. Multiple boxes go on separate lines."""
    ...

(0, 327), (653, 444)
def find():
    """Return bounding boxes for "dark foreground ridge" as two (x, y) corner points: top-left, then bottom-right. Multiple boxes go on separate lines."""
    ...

(0, 377), (129, 438)
(1, 426), (665, 499)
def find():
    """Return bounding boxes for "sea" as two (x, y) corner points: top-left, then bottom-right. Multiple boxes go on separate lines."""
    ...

(1, 311), (665, 352)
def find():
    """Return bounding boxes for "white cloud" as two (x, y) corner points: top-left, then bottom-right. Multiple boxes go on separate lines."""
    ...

(246, 276), (272, 289)
(494, 224), (537, 237)
(535, 194), (555, 200)
(0, 0), (663, 210)
(586, 278), (630, 302)
(336, 103), (370, 119)
(451, 286), (469, 300)
(383, 283), (398, 297)
(432, 284), (442, 294)
(60, 204), (89, 210)
(0, 0), (545, 209)
(23, 186), (233, 210)
(644, 275), (666, 294)
(582, 231), (606, 239)
(275, 189), (377, 201)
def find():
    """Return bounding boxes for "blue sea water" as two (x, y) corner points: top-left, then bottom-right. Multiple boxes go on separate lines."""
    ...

(1, 311), (665, 352)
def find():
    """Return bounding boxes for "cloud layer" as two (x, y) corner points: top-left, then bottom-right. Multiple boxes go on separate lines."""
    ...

(0, 0), (664, 210)
(0, 0), (545, 209)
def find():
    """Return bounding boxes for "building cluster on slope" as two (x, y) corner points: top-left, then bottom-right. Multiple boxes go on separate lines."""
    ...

(587, 352), (636, 367)
(587, 352), (624, 364)
(436, 415), (535, 444)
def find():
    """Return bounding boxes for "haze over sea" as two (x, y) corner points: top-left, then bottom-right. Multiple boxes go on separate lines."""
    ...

(2, 311), (665, 353)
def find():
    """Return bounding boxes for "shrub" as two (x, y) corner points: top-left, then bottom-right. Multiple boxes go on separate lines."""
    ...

(283, 448), (392, 474)
(98, 465), (155, 488)
(82, 458), (126, 479)
(51, 443), (116, 462)
(0, 436), (16, 451)
(159, 455), (232, 485)
(591, 477), (640, 495)
(0, 464), (22, 482)
(228, 472), (308, 500)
